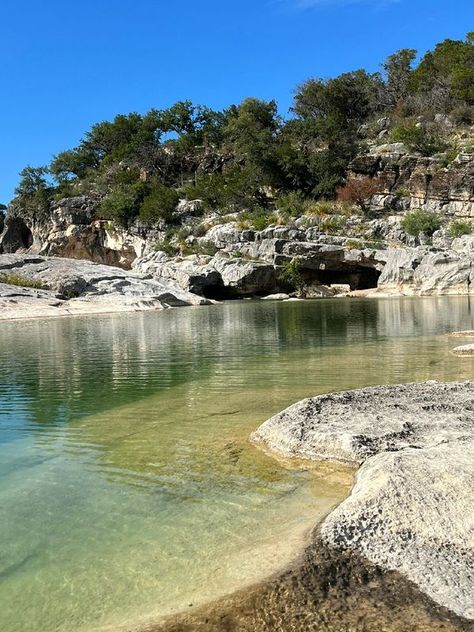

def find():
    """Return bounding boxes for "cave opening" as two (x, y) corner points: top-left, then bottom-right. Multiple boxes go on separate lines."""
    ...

(191, 282), (238, 300)
(306, 266), (381, 291)
(0, 218), (34, 253)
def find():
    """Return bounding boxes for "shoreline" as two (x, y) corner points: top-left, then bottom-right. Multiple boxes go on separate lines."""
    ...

(148, 529), (474, 632)
(250, 382), (474, 623)
(0, 296), (184, 323)
(0, 287), (473, 325)
(100, 459), (355, 632)
(121, 382), (474, 632)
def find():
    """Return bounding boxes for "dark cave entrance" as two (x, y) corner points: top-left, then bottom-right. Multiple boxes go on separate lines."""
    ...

(306, 266), (381, 291)
(0, 217), (34, 253)
(199, 284), (238, 300)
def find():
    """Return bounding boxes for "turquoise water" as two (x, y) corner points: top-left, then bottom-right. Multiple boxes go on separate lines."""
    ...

(1, 297), (473, 632)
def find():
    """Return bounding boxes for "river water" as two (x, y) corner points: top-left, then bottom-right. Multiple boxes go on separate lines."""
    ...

(1, 297), (473, 632)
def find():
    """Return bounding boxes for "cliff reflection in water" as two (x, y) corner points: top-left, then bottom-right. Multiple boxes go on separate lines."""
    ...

(1, 295), (473, 432)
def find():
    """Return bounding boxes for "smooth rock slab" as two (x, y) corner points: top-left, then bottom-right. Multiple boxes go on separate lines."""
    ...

(0, 254), (209, 319)
(251, 381), (474, 620)
(451, 344), (474, 356)
(261, 293), (290, 301)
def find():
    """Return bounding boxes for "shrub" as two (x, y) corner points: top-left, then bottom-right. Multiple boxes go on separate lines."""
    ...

(276, 191), (310, 218)
(320, 215), (347, 234)
(391, 122), (448, 156)
(181, 240), (219, 257)
(450, 105), (474, 126)
(99, 182), (149, 226)
(344, 239), (363, 250)
(237, 209), (278, 231)
(0, 273), (45, 289)
(401, 210), (442, 237)
(139, 184), (179, 224)
(279, 259), (305, 295)
(448, 220), (473, 238)
(336, 177), (380, 214)
(304, 200), (339, 217)
(153, 239), (179, 256)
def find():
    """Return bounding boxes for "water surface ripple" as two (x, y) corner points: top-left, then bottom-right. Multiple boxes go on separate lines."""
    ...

(1, 297), (473, 632)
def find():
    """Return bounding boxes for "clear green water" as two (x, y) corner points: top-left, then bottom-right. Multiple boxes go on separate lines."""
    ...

(1, 297), (474, 632)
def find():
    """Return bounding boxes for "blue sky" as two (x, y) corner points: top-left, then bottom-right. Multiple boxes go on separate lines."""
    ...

(0, 0), (472, 204)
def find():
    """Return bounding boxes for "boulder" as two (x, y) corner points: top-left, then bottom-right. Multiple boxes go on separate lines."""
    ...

(134, 251), (279, 298)
(134, 253), (224, 297)
(212, 255), (278, 296)
(251, 381), (474, 620)
(0, 253), (208, 318)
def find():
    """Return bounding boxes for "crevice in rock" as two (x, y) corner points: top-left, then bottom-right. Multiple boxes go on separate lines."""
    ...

(0, 217), (33, 253)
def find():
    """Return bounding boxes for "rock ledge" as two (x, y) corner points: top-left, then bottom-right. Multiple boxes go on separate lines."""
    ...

(251, 381), (474, 620)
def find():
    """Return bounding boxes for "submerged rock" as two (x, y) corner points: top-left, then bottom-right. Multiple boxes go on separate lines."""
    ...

(451, 344), (474, 355)
(251, 381), (474, 620)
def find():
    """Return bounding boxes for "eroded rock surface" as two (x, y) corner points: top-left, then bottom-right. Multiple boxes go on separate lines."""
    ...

(134, 251), (279, 298)
(349, 150), (474, 218)
(378, 246), (474, 295)
(451, 344), (474, 356)
(0, 254), (208, 319)
(251, 381), (474, 620)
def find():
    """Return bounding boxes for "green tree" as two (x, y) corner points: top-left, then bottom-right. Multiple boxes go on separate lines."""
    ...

(224, 98), (281, 182)
(139, 185), (179, 224)
(15, 166), (49, 196)
(50, 148), (98, 182)
(411, 35), (474, 110)
(185, 166), (266, 212)
(293, 70), (383, 124)
(383, 48), (417, 107)
(99, 182), (150, 226)
(14, 166), (52, 217)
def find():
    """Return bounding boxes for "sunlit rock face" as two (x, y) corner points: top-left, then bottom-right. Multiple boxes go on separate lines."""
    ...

(349, 150), (474, 218)
(252, 381), (474, 620)
(0, 253), (209, 319)
(1, 151), (473, 297)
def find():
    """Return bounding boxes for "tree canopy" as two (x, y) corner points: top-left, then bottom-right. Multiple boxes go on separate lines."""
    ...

(12, 33), (474, 227)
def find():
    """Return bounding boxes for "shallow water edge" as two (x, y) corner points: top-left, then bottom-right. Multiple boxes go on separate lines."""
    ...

(2, 297), (474, 632)
(148, 529), (474, 632)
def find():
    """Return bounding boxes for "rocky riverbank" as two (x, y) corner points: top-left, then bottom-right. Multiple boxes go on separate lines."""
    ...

(252, 382), (474, 620)
(1, 144), (473, 301)
(0, 254), (209, 320)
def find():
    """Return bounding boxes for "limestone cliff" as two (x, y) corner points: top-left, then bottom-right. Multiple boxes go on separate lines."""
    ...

(1, 148), (473, 300)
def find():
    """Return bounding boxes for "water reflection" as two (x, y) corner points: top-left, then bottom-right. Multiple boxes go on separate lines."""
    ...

(0, 297), (473, 632)
(1, 297), (473, 431)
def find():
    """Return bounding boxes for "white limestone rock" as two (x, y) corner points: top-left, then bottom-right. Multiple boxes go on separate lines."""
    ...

(251, 381), (474, 619)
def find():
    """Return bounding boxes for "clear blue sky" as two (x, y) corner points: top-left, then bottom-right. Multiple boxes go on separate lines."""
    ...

(1, 0), (472, 204)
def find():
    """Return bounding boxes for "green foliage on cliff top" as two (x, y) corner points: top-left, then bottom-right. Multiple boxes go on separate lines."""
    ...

(12, 33), (474, 229)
